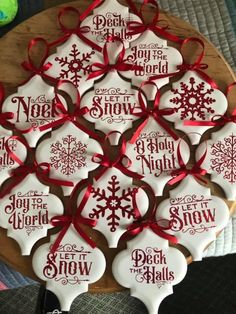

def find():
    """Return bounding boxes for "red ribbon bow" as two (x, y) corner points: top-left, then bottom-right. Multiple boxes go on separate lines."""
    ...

(125, 184), (178, 243)
(0, 136), (73, 199)
(21, 38), (54, 80)
(126, 0), (183, 43)
(39, 81), (101, 141)
(130, 81), (178, 143)
(92, 132), (143, 180)
(168, 141), (207, 185)
(150, 37), (218, 89)
(87, 36), (143, 80)
(50, 182), (97, 253)
(49, 6), (102, 52)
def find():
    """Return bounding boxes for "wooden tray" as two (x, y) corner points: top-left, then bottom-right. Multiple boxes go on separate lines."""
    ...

(0, 0), (235, 293)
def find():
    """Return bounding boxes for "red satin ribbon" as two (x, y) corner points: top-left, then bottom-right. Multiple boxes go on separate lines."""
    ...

(130, 81), (178, 143)
(168, 141), (207, 185)
(92, 131), (143, 180)
(21, 38), (55, 81)
(0, 136), (73, 199)
(39, 81), (101, 141)
(49, 7), (102, 52)
(50, 182), (97, 253)
(87, 36), (143, 80)
(126, 0), (183, 43)
(150, 37), (219, 89)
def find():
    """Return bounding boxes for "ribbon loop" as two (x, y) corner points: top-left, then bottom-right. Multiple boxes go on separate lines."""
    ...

(22, 38), (52, 76)
(49, 6), (102, 51)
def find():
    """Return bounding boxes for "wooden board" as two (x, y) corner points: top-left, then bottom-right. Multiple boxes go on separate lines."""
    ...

(0, 0), (236, 293)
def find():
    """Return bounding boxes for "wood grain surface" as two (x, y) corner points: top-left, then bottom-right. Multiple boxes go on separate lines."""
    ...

(0, 0), (235, 293)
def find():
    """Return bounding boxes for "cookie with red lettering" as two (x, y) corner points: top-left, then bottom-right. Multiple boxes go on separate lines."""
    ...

(32, 225), (106, 312)
(80, 71), (143, 145)
(0, 174), (64, 255)
(125, 117), (190, 195)
(2, 75), (68, 147)
(156, 176), (230, 260)
(112, 228), (187, 314)
(121, 30), (182, 99)
(80, 0), (142, 48)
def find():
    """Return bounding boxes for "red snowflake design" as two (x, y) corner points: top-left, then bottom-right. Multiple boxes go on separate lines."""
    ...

(55, 44), (95, 87)
(50, 135), (87, 176)
(89, 175), (137, 232)
(170, 77), (215, 120)
(210, 134), (236, 183)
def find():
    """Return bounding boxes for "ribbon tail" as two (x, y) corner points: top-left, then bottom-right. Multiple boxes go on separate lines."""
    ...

(39, 174), (74, 187)
(129, 119), (148, 144)
(116, 164), (143, 180)
(0, 175), (27, 199)
(155, 117), (179, 141)
(73, 121), (101, 141)
(152, 225), (178, 244)
(78, 33), (102, 52)
(50, 224), (70, 253)
(196, 70), (219, 90)
(39, 118), (66, 132)
(168, 173), (186, 185)
(74, 223), (96, 248)
(184, 120), (217, 127)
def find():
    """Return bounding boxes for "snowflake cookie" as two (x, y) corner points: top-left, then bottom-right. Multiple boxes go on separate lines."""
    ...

(44, 34), (101, 95)
(159, 71), (228, 144)
(80, 0), (142, 48)
(125, 117), (190, 196)
(112, 228), (187, 314)
(0, 174), (64, 255)
(36, 122), (103, 195)
(156, 176), (229, 260)
(196, 122), (236, 200)
(0, 126), (27, 187)
(32, 225), (106, 312)
(80, 71), (143, 145)
(2, 75), (67, 147)
(121, 30), (183, 100)
(78, 168), (149, 248)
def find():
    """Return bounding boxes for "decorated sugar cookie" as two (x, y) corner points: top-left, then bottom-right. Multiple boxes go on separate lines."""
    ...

(2, 75), (68, 147)
(78, 168), (149, 247)
(80, 0), (142, 47)
(36, 122), (103, 195)
(0, 174), (64, 255)
(196, 121), (236, 200)
(32, 224), (106, 312)
(156, 176), (230, 260)
(45, 7), (103, 95)
(120, 0), (183, 99)
(158, 38), (228, 144)
(81, 71), (143, 145)
(159, 71), (227, 144)
(112, 228), (187, 314)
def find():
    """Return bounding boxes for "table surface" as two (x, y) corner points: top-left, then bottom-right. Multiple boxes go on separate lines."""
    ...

(0, 0), (235, 293)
